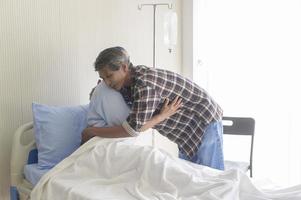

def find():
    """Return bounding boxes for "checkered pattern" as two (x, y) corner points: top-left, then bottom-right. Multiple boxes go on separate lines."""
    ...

(121, 65), (223, 158)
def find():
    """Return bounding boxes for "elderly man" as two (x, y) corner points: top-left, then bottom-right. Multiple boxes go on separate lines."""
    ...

(82, 46), (224, 170)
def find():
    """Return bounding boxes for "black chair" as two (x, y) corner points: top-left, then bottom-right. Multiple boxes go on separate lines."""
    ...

(222, 117), (255, 177)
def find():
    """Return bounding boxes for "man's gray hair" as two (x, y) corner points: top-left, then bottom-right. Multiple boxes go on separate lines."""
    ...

(94, 46), (131, 71)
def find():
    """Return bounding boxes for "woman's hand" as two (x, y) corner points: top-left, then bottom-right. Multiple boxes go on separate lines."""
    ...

(138, 96), (183, 132)
(158, 96), (182, 122)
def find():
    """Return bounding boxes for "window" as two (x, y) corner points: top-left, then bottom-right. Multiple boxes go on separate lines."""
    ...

(193, 0), (301, 186)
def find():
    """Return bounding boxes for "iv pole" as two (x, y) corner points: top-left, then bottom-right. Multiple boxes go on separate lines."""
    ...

(138, 3), (173, 147)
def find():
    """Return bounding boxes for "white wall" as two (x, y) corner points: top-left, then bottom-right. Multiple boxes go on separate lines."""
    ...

(0, 0), (182, 199)
(181, 0), (193, 79)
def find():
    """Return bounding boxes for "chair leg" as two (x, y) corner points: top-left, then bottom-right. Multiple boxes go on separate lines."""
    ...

(250, 167), (253, 178)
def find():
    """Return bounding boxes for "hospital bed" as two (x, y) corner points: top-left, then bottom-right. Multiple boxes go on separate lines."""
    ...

(10, 122), (36, 200)
(10, 122), (301, 200)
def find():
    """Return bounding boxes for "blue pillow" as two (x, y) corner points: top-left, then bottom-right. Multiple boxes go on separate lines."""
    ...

(32, 103), (88, 169)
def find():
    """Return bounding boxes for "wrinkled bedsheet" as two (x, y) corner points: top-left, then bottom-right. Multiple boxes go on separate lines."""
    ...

(31, 137), (301, 200)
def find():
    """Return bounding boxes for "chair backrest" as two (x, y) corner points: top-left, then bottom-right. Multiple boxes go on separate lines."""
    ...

(222, 117), (255, 176)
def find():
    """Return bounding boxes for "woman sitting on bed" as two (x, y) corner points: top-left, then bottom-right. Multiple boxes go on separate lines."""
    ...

(83, 80), (181, 144)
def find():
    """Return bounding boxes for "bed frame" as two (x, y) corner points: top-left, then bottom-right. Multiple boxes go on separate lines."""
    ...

(10, 122), (36, 200)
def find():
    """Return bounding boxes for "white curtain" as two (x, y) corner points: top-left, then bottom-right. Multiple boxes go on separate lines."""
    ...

(193, 0), (301, 186)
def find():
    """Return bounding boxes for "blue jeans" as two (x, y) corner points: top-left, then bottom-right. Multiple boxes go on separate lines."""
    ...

(179, 121), (225, 170)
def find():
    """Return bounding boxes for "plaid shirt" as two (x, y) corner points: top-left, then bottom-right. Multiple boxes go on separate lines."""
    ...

(121, 65), (223, 158)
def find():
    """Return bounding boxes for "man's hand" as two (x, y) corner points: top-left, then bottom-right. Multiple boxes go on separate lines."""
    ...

(81, 127), (95, 145)
(81, 126), (131, 145)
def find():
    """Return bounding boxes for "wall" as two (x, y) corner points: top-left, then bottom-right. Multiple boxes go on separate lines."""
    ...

(0, 0), (182, 199)
(181, 0), (193, 79)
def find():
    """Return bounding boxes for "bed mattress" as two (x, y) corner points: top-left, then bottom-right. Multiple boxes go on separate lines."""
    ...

(23, 163), (50, 186)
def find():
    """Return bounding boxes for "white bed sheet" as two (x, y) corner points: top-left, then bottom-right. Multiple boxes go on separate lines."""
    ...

(31, 137), (301, 200)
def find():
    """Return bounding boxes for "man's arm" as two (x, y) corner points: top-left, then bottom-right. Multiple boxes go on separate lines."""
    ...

(81, 125), (130, 144)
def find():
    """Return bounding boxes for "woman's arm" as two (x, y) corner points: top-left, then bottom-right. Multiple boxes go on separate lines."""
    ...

(81, 97), (182, 144)
(138, 96), (182, 132)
